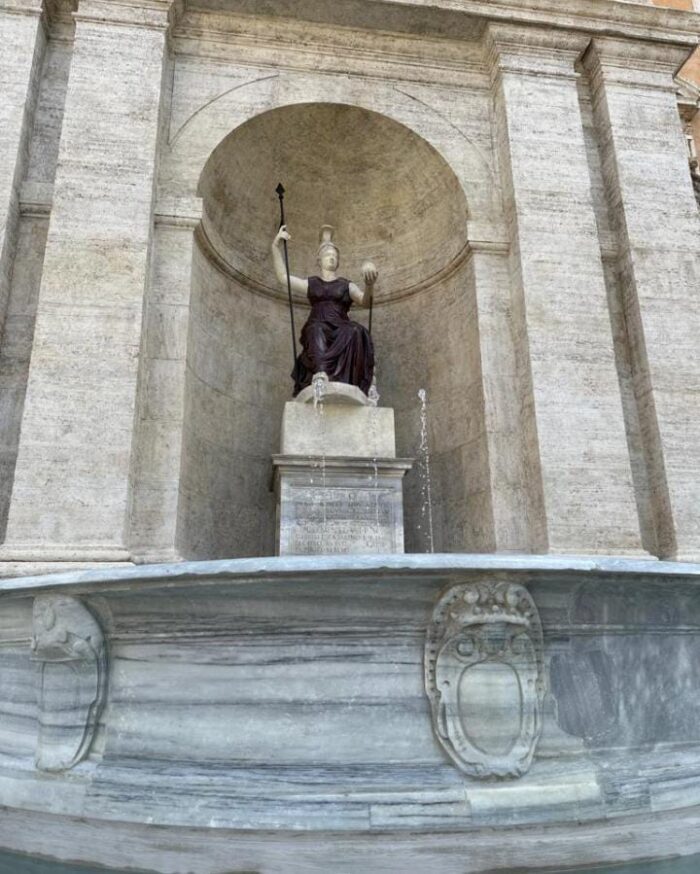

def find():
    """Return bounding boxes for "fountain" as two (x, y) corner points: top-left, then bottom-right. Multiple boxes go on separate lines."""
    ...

(2, 217), (700, 874)
(3, 359), (700, 872)
(3, 554), (700, 873)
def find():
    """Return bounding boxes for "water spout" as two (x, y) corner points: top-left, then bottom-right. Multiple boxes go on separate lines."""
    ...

(312, 371), (328, 409)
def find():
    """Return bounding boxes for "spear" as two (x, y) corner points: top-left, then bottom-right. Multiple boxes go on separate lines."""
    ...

(275, 183), (298, 367)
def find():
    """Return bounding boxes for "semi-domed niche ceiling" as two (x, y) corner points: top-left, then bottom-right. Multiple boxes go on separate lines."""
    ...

(198, 103), (469, 302)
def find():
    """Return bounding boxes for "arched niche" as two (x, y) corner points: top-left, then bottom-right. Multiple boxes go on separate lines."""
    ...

(177, 102), (493, 558)
(160, 70), (501, 230)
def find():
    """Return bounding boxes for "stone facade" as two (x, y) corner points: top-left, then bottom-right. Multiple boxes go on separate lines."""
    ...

(1, 2), (700, 870)
(0, 0), (698, 574)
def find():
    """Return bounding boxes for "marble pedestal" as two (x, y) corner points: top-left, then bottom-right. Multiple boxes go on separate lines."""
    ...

(272, 382), (412, 555)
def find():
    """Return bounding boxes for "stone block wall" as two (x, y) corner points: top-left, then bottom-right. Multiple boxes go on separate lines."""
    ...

(177, 240), (292, 559)
(0, 0), (699, 570)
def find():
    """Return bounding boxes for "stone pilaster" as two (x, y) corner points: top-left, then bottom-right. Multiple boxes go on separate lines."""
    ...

(2, 0), (176, 560)
(487, 24), (647, 557)
(583, 38), (700, 562)
(0, 0), (46, 330)
(127, 198), (202, 564)
(467, 239), (532, 553)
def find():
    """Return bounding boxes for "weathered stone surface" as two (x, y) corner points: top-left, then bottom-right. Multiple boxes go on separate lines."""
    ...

(584, 37), (700, 562)
(0, 1), (698, 867)
(488, 24), (649, 558)
(2, 0), (175, 557)
(281, 398), (396, 458)
(0, 555), (699, 871)
(425, 580), (545, 778)
(0, 0), (698, 572)
(0, 0), (45, 330)
(274, 456), (412, 555)
(31, 594), (107, 771)
(274, 391), (411, 554)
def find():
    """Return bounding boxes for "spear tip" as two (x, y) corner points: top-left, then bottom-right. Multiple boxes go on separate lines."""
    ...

(275, 182), (285, 197)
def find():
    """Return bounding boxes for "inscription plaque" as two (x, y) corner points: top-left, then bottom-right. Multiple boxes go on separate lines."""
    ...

(284, 484), (396, 554)
(274, 459), (412, 556)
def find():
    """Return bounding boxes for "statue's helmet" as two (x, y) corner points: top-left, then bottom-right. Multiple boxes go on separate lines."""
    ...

(317, 224), (339, 263)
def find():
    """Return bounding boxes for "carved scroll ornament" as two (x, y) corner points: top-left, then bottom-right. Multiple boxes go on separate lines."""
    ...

(425, 580), (545, 779)
(31, 595), (107, 772)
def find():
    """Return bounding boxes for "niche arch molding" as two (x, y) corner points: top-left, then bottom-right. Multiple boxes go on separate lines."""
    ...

(159, 68), (505, 245)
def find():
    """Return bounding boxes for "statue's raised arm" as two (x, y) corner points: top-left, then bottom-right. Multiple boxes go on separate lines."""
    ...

(271, 226), (309, 296)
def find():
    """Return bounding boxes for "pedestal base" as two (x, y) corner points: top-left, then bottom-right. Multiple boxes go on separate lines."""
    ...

(273, 455), (412, 555)
(274, 387), (413, 555)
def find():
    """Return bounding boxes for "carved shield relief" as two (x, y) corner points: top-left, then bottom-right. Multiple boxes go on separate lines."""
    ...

(425, 581), (545, 779)
(31, 596), (107, 772)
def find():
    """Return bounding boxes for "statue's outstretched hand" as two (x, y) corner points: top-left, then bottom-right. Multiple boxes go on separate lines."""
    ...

(362, 261), (378, 286)
(274, 225), (291, 245)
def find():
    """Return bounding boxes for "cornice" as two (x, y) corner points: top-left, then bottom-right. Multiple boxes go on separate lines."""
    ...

(0, 0), (43, 19)
(381, 0), (700, 46)
(173, 11), (487, 90)
(582, 36), (691, 95)
(154, 194), (203, 228)
(462, 0), (700, 48)
(677, 75), (699, 123)
(189, 0), (700, 52)
(73, 0), (182, 31)
(485, 22), (590, 83)
(466, 240), (510, 257)
(585, 35), (693, 71)
(43, 0), (76, 30)
(19, 181), (53, 218)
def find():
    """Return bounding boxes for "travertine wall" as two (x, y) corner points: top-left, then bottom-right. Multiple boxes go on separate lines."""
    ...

(0, 0), (699, 570)
(178, 243), (292, 559)
(2, 0), (173, 561)
(0, 0), (45, 328)
(374, 261), (490, 554)
(584, 38), (700, 560)
(0, 217), (46, 540)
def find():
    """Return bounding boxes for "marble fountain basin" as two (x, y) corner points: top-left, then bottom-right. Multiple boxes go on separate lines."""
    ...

(1, 553), (700, 874)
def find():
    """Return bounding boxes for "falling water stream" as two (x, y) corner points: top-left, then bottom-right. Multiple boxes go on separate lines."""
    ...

(368, 380), (381, 542)
(417, 387), (435, 553)
(313, 373), (328, 550)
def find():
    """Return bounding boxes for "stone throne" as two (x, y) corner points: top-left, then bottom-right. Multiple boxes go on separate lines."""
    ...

(272, 375), (413, 555)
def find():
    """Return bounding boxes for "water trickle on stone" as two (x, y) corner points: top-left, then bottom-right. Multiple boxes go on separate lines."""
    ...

(368, 380), (381, 535)
(312, 373), (328, 547)
(417, 387), (435, 553)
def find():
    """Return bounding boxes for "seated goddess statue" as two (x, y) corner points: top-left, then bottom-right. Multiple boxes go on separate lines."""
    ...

(272, 224), (377, 396)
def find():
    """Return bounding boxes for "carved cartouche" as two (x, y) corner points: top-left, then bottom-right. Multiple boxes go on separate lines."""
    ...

(425, 580), (545, 779)
(31, 596), (107, 772)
